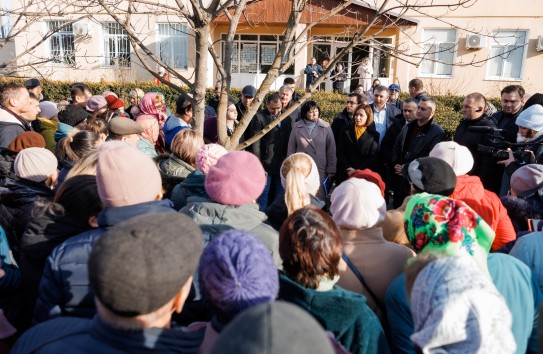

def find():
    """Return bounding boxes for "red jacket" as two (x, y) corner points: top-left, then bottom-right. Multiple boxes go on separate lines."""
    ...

(450, 175), (516, 251)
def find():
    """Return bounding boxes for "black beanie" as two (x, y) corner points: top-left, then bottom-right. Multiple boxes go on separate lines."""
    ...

(407, 157), (457, 196)
(58, 105), (90, 127)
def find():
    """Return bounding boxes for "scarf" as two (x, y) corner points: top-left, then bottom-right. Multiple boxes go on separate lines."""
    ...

(354, 126), (366, 140)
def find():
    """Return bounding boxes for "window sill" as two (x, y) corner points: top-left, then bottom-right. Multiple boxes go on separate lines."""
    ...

(418, 74), (453, 79)
(484, 77), (522, 82)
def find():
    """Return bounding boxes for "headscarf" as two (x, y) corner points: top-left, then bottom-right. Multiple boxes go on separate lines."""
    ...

(410, 256), (516, 354)
(404, 193), (495, 273)
(136, 115), (159, 143)
(139, 92), (167, 128)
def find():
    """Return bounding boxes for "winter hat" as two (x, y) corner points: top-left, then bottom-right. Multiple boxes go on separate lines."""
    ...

(105, 95), (125, 110)
(85, 95), (108, 113)
(516, 104), (543, 131)
(280, 153), (320, 196)
(205, 151), (266, 206)
(88, 212), (203, 316)
(429, 141), (474, 176)
(404, 193), (495, 273)
(101, 91), (118, 98)
(198, 230), (279, 321)
(523, 94), (543, 111)
(14, 147), (57, 182)
(209, 302), (334, 354)
(58, 104), (91, 127)
(330, 178), (386, 229)
(407, 157), (457, 196)
(196, 144), (228, 174)
(510, 164), (543, 197)
(242, 85), (257, 97)
(96, 141), (162, 207)
(24, 78), (40, 89)
(7, 132), (46, 152)
(108, 117), (143, 135)
(349, 168), (386, 197)
(38, 101), (58, 119)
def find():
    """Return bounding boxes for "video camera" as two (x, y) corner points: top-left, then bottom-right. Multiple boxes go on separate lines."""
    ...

(467, 126), (532, 164)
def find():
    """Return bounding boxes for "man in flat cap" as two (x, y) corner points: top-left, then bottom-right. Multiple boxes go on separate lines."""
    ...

(107, 117), (143, 146)
(12, 212), (205, 353)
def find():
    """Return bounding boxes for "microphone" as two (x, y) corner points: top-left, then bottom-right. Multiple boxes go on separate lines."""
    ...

(467, 126), (503, 134)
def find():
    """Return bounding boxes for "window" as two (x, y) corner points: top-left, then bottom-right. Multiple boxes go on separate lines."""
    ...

(221, 34), (294, 75)
(420, 29), (456, 77)
(102, 22), (130, 67)
(158, 23), (188, 69)
(0, 0), (11, 38)
(47, 21), (75, 65)
(486, 30), (527, 80)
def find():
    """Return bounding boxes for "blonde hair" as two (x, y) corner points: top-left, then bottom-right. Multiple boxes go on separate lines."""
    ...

(65, 150), (99, 180)
(170, 129), (204, 166)
(282, 154), (313, 215)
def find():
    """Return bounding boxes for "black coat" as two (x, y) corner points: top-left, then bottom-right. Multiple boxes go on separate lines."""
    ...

(492, 110), (521, 144)
(331, 109), (352, 144)
(336, 124), (380, 184)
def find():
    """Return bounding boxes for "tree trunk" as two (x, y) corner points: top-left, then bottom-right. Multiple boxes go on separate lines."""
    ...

(192, 26), (210, 136)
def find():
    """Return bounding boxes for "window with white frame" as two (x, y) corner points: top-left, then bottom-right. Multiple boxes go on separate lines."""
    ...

(47, 21), (75, 65)
(420, 29), (456, 77)
(486, 30), (527, 80)
(158, 23), (188, 69)
(102, 22), (130, 67)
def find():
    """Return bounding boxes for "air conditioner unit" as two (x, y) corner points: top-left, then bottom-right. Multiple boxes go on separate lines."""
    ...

(537, 35), (543, 51)
(465, 34), (486, 49)
(73, 22), (92, 37)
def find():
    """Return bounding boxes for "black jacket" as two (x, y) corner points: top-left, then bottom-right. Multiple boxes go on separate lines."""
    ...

(392, 119), (445, 165)
(331, 109), (352, 144)
(336, 124), (380, 184)
(492, 110), (521, 144)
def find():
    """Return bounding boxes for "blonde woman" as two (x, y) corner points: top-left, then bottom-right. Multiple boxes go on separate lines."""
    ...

(266, 152), (322, 230)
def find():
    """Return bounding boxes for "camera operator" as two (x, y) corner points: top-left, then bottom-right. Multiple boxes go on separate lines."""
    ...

(454, 92), (499, 192)
(499, 105), (543, 187)
(492, 85), (525, 143)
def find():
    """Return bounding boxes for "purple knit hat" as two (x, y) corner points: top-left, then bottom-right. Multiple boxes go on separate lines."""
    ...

(196, 144), (228, 174)
(198, 230), (279, 320)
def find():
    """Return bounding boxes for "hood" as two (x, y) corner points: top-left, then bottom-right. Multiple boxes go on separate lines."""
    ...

(181, 170), (206, 187)
(97, 199), (174, 228)
(451, 175), (486, 199)
(183, 201), (268, 230)
(0, 177), (53, 207)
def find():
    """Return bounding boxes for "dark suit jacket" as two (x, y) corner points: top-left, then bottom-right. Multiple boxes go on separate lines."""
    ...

(336, 124), (380, 184)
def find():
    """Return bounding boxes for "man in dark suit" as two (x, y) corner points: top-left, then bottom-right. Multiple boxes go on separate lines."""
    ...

(370, 85), (401, 147)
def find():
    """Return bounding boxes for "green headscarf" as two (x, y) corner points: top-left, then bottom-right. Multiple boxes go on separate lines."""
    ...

(404, 193), (495, 270)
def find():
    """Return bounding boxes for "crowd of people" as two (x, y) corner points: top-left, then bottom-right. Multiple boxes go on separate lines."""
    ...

(0, 75), (542, 354)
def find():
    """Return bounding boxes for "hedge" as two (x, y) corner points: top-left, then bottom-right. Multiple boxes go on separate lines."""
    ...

(1, 78), (499, 139)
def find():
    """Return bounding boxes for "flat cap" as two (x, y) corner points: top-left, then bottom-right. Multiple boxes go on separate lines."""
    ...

(24, 78), (40, 88)
(107, 117), (144, 135)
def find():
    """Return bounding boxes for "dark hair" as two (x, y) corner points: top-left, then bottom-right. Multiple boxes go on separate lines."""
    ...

(175, 95), (192, 115)
(501, 85), (525, 98)
(266, 93), (281, 104)
(353, 104), (374, 127)
(70, 84), (91, 101)
(301, 101), (319, 120)
(524, 94), (543, 111)
(283, 77), (296, 85)
(279, 206), (342, 289)
(0, 82), (25, 105)
(56, 130), (99, 164)
(404, 98), (417, 105)
(419, 96), (437, 109)
(465, 92), (487, 108)
(373, 85), (389, 95)
(28, 92), (39, 101)
(54, 175), (102, 223)
(408, 79), (424, 91)
(348, 93), (363, 104)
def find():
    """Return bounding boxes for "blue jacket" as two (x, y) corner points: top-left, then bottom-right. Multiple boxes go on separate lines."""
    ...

(33, 200), (175, 323)
(54, 122), (74, 143)
(385, 253), (542, 354)
(12, 315), (205, 354)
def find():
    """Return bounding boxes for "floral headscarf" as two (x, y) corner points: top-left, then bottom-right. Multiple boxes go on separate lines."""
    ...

(404, 193), (495, 271)
(139, 92), (167, 128)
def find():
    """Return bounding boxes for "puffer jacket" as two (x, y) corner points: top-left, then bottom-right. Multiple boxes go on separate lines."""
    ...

(33, 200), (175, 323)
(157, 154), (195, 198)
(181, 201), (281, 267)
(170, 170), (210, 210)
(450, 174), (516, 251)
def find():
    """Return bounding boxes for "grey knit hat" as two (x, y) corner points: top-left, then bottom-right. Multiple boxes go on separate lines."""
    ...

(88, 212), (203, 316)
(510, 164), (543, 197)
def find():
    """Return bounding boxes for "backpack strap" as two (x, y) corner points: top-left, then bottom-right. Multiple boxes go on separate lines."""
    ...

(342, 252), (386, 313)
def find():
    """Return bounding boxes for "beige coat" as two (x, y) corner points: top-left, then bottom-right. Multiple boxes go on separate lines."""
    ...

(338, 227), (415, 320)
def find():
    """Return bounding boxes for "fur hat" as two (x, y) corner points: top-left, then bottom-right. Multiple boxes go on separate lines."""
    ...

(88, 212), (202, 316)
(205, 151), (266, 206)
(516, 105), (543, 131)
(407, 157), (457, 196)
(196, 144), (228, 174)
(510, 164), (543, 197)
(330, 178), (386, 229)
(198, 230), (279, 321)
(59, 105), (91, 127)
(96, 141), (162, 207)
(429, 141), (474, 176)
(14, 147), (57, 182)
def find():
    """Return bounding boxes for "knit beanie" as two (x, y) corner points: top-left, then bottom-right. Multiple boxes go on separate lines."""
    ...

(198, 230), (279, 321)
(88, 212), (203, 316)
(330, 178), (386, 229)
(196, 144), (228, 174)
(516, 104), (543, 131)
(96, 141), (162, 207)
(349, 168), (386, 197)
(510, 164), (543, 197)
(85, 95), (108, 113)
(101, 91), (118, 98)
(58, 105), (91, 127)
(407, 157), (457, 196)
(209, 302), (334, 354)
(280, 153), (320, 196)
(205, 151), (266, 206)
(38, 101), (59, 119)
(429, 141), (474, 176)
(7, 132), (46, 153)
(14, 147), (57, 182)
(105, 95), (125, 110)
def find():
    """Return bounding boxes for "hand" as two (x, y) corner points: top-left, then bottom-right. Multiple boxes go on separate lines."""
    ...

(394, 164), (404, 175)
(497, 148), (515, 167)
(346, 168), (355, 176)
(529, 150), (536, 163)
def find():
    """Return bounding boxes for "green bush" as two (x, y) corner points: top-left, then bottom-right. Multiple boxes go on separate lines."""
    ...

(0, 78), (497, 139)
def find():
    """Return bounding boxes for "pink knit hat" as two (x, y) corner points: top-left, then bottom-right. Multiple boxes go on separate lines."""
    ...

(196, 144), (228, 174)
(96, 141), (162, 207)
(14, 147), (58, 182)
(205, 151), (266, 206)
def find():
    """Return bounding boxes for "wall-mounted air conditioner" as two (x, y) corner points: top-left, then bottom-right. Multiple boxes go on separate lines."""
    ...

(465, 34), (486, 49)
